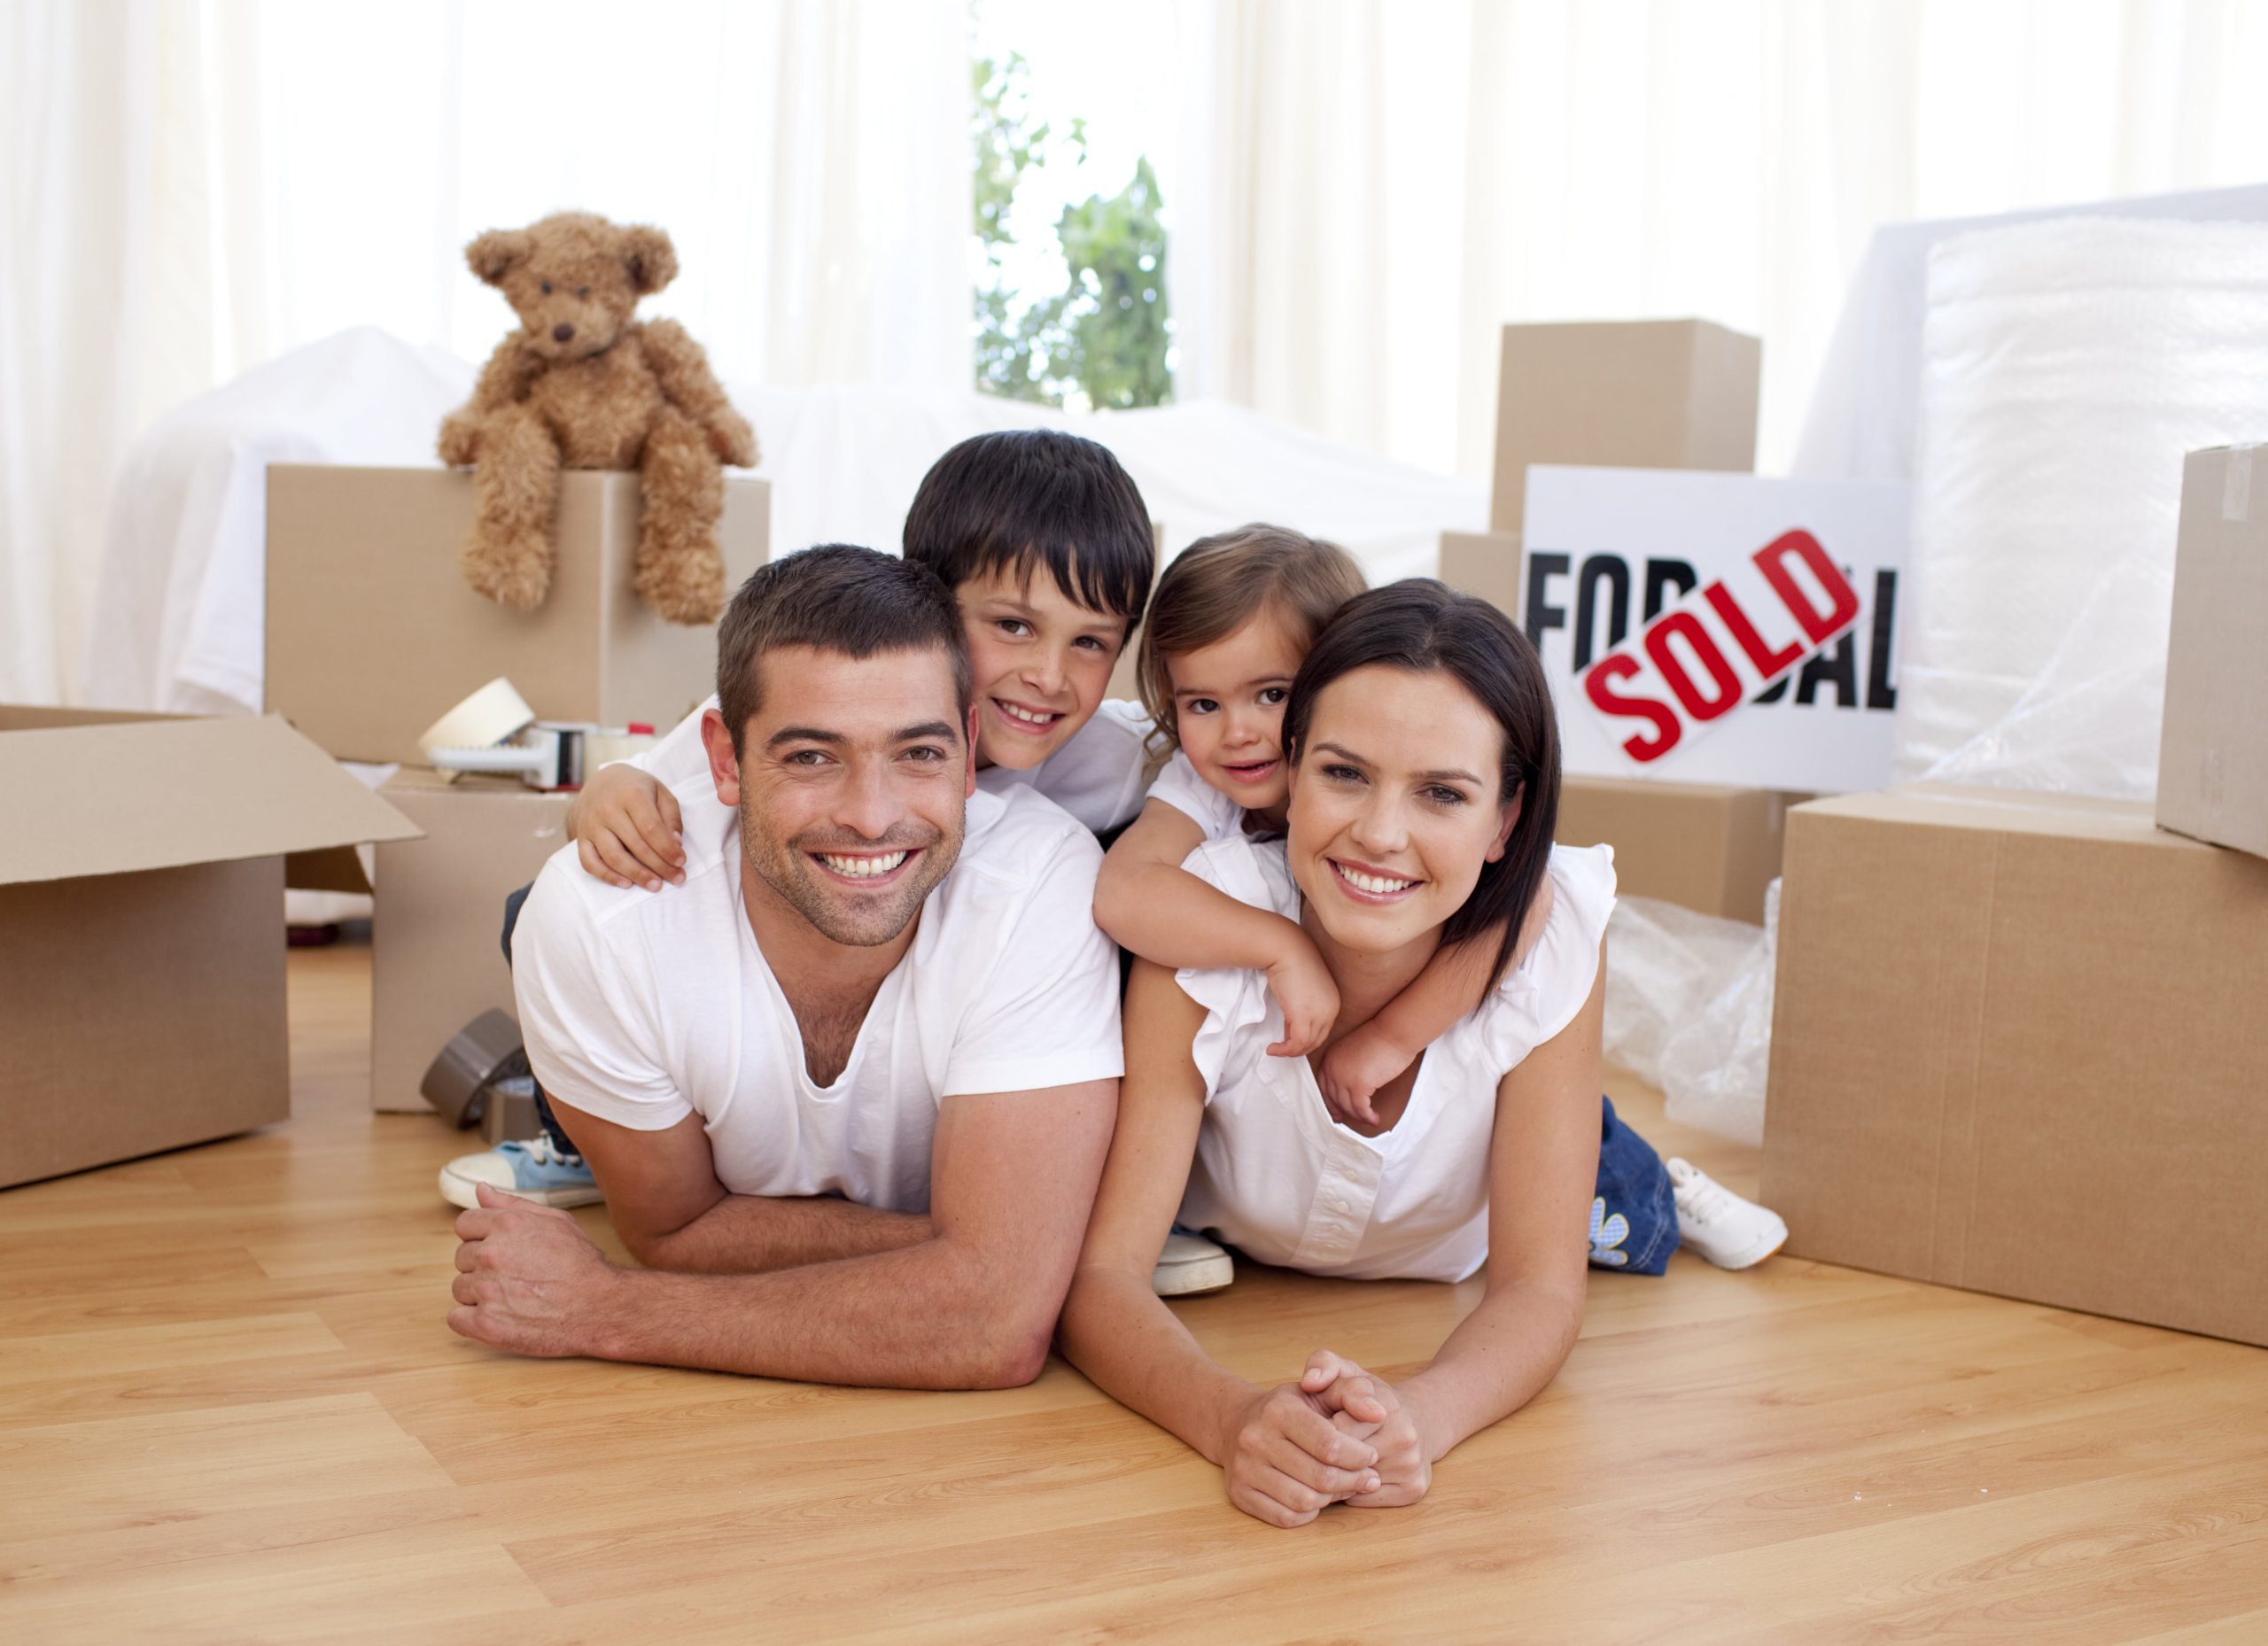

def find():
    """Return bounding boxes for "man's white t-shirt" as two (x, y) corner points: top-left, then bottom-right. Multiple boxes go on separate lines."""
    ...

(628, 694), (1153, 835)
(512, 784), (1125, 1215)
(1171, 835), (1616, 1283)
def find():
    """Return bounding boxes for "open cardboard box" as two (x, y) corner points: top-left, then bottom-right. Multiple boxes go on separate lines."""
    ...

(0, 708), (419, 1189)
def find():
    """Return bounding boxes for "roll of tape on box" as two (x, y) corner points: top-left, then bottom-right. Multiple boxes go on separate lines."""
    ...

(416, 678), (536, 767)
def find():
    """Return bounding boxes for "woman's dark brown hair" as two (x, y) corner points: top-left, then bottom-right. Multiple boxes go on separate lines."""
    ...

(1282, 578), (1561, 989)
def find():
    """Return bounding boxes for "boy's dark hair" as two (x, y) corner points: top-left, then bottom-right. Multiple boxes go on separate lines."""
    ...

(902, 430), (1154, 633)
(715, 545), (973, 755)
(1283, 578), (1561, 993)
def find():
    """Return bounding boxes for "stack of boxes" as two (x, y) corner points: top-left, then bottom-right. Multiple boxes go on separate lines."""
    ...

(1762, 445), (2268, 1347)
(264, 464), (770, 1113)
(1446, 319), (1796, 922)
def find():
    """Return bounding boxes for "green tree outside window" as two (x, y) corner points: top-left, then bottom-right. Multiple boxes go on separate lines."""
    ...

(971, 48), (1172, 410)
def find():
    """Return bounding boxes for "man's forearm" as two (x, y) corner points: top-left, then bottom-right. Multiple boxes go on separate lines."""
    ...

(634, 1192), (932, 1274)
(584, 1234), (1053, 1389)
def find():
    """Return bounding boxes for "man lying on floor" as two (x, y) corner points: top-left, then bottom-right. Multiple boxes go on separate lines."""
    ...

(446, 545), (1122, 1388)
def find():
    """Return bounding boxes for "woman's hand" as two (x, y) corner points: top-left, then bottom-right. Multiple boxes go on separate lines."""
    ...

(569, 764), (685, 891)
(1264, 937), (1340, 1059)
(1316, 1025), (1415, 1130)
(1216, 1380), (1383, 1528)
(1301, 1351), (1433, 1509)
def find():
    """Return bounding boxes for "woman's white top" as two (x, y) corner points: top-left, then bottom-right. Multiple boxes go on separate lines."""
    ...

(1145, 749), (1246, 842)
(1173, 836), (1617, 1283)
(626, 695), (1153, 835)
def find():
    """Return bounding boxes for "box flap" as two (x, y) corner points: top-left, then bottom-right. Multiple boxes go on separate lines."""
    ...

(0, 715), (422, 887)
(284, 843), (374, 896)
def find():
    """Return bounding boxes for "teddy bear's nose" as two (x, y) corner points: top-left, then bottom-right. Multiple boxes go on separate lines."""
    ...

(552, 323), (575, 343)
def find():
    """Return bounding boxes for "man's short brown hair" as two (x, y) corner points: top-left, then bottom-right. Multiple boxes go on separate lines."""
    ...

(714, 545), (973, 755)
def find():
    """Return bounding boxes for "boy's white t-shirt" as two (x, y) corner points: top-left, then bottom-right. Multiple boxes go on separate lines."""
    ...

(1170, 835), (1616, 1283)
(512, 783), (1125, 1215)
(630, 694), (1153, 835)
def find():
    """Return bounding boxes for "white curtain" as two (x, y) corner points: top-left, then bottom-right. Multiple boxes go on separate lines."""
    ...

(1173, 0), (2268, 482)
(1, 0), (970, 705)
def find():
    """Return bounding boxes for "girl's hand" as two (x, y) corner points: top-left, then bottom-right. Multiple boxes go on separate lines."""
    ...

(1265, 939), (1340, 1059)
(1316, 1025), (1413, 1130)
(1217, 1381), (1382, 1528)
(569, 764), (685, 891)
(1301, 1350), (1433, 1509)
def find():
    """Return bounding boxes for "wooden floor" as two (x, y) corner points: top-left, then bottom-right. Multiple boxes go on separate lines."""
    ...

(4, 944), (2264, 1645)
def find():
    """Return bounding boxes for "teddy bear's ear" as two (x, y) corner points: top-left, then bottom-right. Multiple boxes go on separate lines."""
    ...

(465, 229), (534, 288)
(620, 225), (680, 296)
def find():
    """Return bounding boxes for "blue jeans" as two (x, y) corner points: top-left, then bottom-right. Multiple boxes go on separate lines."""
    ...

(501, 884), (581, 1157)
(1591, 1096), (1678, 1275)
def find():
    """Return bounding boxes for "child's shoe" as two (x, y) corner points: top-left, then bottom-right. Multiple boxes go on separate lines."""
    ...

(439, 1136), (603, 1211)
(1153, 1231), (1234, 1296)
(1666, 1158), (1787, 1269)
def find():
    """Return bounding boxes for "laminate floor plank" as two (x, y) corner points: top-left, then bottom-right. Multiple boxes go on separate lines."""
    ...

(0, 940), (2256, 1644)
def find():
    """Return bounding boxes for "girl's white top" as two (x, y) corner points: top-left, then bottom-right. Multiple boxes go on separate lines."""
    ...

(1145, 749), (1246, 842)
(1172, 836), (1617, 1283)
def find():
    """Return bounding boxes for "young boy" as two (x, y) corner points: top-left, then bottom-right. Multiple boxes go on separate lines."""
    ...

(441, 429), (1161, 1208)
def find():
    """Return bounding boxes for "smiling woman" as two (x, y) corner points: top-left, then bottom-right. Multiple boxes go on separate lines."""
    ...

(1059, 578), (1640, 1527)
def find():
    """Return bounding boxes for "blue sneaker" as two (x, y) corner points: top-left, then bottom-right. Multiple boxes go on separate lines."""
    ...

(439, 1135), (602, 1211)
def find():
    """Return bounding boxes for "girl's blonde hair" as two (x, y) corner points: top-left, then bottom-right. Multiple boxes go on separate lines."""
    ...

(1138, 524), (1367, 750)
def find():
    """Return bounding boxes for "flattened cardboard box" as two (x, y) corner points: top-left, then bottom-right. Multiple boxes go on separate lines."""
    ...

(0, 710), (419, 1189)
(1439, 529), (1522, 621)
(1762, 784), (2268, 1347)
(1557, 776), (1801, 925)
(370, 768), (574, 1114)
(1489, 319), (1759, 535)
(2156, 444), (2268, 859)
(267, 466), (771, 765)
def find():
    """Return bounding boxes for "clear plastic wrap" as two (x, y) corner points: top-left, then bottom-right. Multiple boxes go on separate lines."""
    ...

(1602, 883), (1780, 1147)
(1899, 216), (2268, 800)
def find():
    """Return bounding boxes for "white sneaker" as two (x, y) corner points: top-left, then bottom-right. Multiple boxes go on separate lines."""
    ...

(439, 1135), (604, 1212)
(1153, 1231), (1234, 1296)
(1667, 1158), (1787, 1270)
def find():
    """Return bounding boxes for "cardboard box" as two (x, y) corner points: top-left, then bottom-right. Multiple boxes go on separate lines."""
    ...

(1762, 784), (2268, 1347)
(266, 466), (771, 765)
(2156, 444), (2268, 859)
(1556, 776), (1799, 923)
(369, 768), (574, 1114)
(0, 709), (418, 1188)
(1439, 529), (1522, 620)
(1490, 320), (1760, 535)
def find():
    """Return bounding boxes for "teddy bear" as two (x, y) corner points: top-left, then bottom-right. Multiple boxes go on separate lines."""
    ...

(438, 212), (757, 625)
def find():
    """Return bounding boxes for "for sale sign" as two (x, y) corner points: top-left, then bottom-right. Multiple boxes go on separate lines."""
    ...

(1521, 467), (1911, 793)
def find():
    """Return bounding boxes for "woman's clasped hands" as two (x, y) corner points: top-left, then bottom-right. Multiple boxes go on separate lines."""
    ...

(1216, 1349), (1432, 1526)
